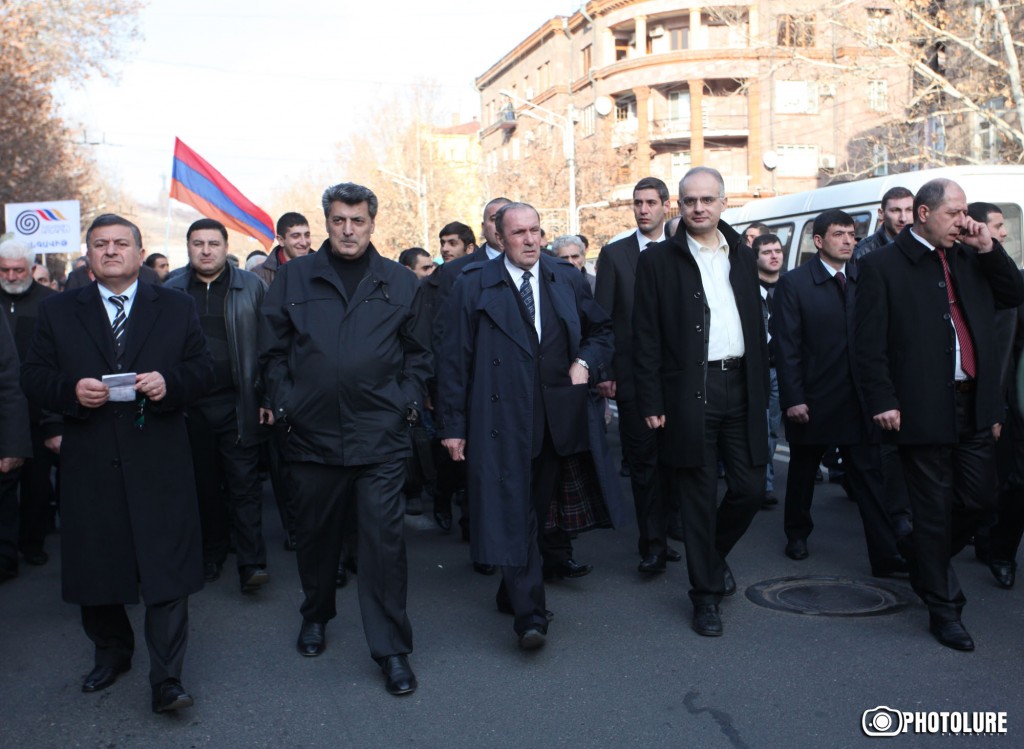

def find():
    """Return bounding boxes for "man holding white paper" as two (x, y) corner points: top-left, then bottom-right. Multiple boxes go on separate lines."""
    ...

(21, 214), (214, 713)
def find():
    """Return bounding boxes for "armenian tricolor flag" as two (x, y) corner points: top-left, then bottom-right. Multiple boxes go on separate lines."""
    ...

(170, 138), (275, 250)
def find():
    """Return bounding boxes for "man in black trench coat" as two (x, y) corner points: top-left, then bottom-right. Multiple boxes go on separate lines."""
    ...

(22, 214), (213, 712)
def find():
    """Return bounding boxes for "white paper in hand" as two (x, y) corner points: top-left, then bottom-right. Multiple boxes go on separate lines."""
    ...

(102, 373), (137, 402)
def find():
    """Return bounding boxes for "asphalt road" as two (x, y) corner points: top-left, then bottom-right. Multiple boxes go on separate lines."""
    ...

(1, 440), (1022, 749)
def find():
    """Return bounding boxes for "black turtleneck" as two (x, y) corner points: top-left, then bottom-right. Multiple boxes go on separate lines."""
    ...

(328, 248), (371, 299)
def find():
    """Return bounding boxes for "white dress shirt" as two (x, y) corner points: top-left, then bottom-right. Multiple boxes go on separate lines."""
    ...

(636, 228), (665, 253)
(97, 280), (139, 326)
(484, 243), (502, 260)
(505, 256), (542, 341)
(686, 230), (745, 360)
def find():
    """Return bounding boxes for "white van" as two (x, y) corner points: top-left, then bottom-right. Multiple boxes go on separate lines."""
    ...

(722, 165), (1024, 270)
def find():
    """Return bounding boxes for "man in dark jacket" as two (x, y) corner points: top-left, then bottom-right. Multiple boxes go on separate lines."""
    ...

(771, 209), (904, 576)
(165, 219), (270, 594)
(856, 178), (1024, 650)
(634, 167), (769, 638)
(22, 213), (214, 712)
(436, 202), (624, 651)
(0, 237), (58, 568)
(0, 310), (32, 582)
(852, 186), (913, 261)
(259, 183), (430, 696)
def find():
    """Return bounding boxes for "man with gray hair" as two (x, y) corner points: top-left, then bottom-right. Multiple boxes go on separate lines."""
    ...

(259, 182), (430, 695)
(552, 235), (595, 292)
(0, 236), (58, 571)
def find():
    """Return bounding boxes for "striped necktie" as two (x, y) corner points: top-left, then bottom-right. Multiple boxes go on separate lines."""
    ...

(519, 271), (535, 324)
(110, 294), (128, 356)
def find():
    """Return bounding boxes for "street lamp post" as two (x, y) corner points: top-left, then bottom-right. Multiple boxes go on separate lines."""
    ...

(499, 89), (578, 235)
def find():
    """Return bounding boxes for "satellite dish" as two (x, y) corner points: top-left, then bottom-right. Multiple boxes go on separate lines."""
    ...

(762, 150), (779, 171)
(594, 96), (613, 117)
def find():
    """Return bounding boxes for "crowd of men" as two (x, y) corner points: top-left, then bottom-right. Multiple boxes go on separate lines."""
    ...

(1, 168), (1022, 715)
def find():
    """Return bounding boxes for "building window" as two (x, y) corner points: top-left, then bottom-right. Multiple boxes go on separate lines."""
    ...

(671, 151), (692, 182)
(777, 14), (814, 47)
(872, 143), (889, 176)
(615, 38), (629, 61)
(581, 104), (596, 138)
(775, 81), (819, 114)
(868, 80), (888, 112)
(866, 8), (894, 47)
(776, 144), (819, 177)
(615, 97), (636, 122)
(669, 25), (689, 50)
(581, 44), (592, 74)
(668, 90), (690, 122)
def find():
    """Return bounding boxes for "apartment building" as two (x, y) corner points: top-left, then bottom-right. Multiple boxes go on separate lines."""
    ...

(475, 0), (910, 235)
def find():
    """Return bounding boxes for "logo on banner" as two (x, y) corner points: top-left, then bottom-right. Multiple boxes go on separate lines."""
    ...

(14, 208), (68, 235)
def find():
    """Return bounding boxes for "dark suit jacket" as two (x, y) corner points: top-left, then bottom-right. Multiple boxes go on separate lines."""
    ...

(21, 281), (213, 605)
(633, 220), (770, 468)
(856, 227), (1024, 443)
(0, 311), (31, 459)
(771, 257), (866, 445)
(595, 231), (643, 402)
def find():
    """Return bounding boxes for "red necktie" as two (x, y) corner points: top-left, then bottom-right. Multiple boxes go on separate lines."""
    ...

(936, 249), (976, 378)
(835, 270), (846, 290)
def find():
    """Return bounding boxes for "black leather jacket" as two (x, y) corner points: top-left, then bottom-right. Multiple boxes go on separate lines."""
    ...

(165, 264), (268, 444)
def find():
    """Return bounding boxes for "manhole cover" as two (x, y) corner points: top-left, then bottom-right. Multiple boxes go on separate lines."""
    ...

(745, 575), (912, 617)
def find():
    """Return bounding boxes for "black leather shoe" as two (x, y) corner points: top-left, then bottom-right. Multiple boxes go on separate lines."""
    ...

(518, 628), (546, 651)
(203, 560), (222, 583)
(297, 620), (325, 657)
(151, 679), (194, 713)
(785, 539), (809, 560)
(929, 619), (975, 651)
(545, 558), (593, 580)
(335, 563), (348, 588)
(692, 604), (723, 637)
(871, 556), (909, 578)
(989, 560), (1016, 589)
(761, 493), (778, 509)
(240, 566), (270, 593)
(82, 662), (130, 693)
(380, 654), (417, 696)
(20, 548), (48, 566)
(405, 495), (423, 516)
(723, 565), (736, 597)
(638, 554), (666, 574)
(283, 531), (297, 552)
(434, 512), (452, 532)
(665, 546), (682, 563)
(473, 562), (496, 576)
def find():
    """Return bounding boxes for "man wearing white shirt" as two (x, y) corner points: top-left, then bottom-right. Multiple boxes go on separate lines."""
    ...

(633, 168), (769, 637)
(595, 178), (680, 574)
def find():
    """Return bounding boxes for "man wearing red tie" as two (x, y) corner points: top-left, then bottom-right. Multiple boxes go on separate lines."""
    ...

(856, 179), (1024, 650)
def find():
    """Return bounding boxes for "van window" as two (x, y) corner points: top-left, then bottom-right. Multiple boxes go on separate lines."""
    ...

(994, 203), (1023, 266)
(851, 212), (872, 241)
(764, 222), (795, 268)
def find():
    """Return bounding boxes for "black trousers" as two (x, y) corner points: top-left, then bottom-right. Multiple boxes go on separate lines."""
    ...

(784, 442), (901, 568)
(617, 397), (667, 557)
(497, 433), (561, 636)
(0, 467), (21, 563)
(665, 367), (765, 605)
(987, 391), (1024, 564)
(899, 389), (996, 622)
(81, 598), (189, 687)
(290, 459), (412, 660)
(186, 394), (266, 571)
(266, 423), (296, 535)
(17, 424), (56, 553)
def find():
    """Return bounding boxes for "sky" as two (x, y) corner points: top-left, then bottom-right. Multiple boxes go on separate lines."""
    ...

(59, 0), (582, 207)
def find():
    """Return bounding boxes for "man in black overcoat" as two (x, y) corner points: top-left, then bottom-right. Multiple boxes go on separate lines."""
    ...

(594, 177), (680, 573)
(0, 310), (32, 582)
(437, 202), (623, 651)
(771, 209), (904, 576)
(633, 167), (769, 638)
(856, 178), (1024, 650)
(21, 214), (214, 712)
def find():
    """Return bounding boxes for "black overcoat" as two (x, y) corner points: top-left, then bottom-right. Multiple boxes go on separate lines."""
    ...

(594, 231), (642, 403)
(855, 228), (1024, 444)
(436, 254), (628, 566)
(632, 220), (770, 468)
(771, 257), (867, 445)
(21, 282), (213, 605)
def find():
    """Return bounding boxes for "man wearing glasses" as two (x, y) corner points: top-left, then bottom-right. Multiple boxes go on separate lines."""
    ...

(633, 167), (769, 638)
